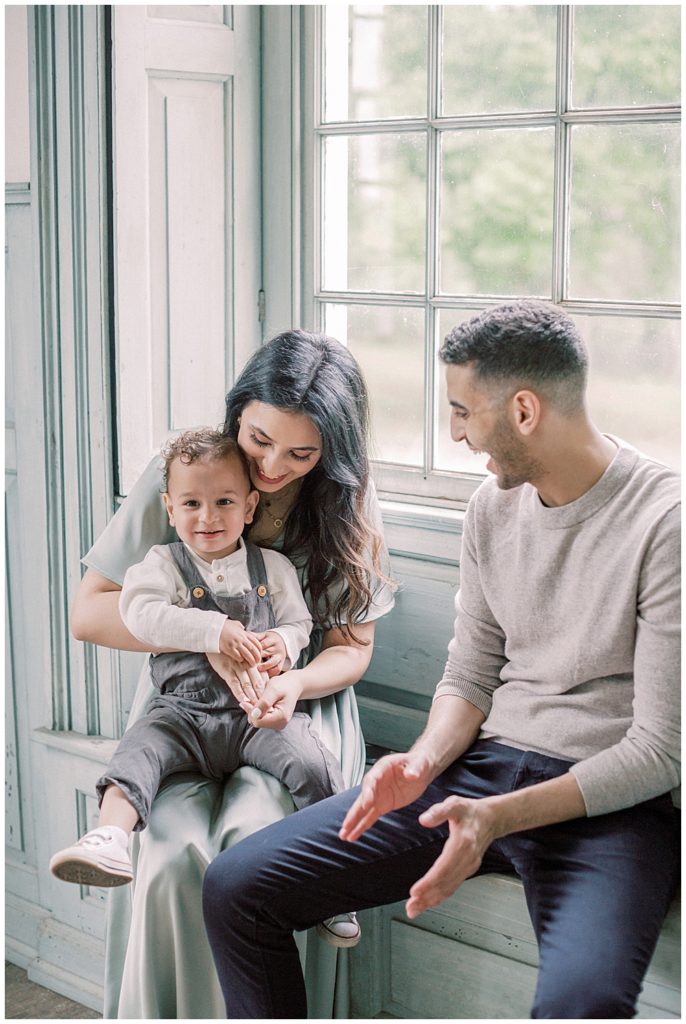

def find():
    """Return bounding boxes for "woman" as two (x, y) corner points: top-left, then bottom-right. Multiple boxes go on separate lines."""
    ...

(71, 330), (395, 1019)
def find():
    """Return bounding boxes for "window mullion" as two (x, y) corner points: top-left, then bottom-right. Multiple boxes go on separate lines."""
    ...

(552, 5), (572, 305)
(424, 6), (441, 479)
(312, 5), (324, 329)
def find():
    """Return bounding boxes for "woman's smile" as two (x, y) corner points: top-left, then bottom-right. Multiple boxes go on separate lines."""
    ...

(253, 465), (290, 486)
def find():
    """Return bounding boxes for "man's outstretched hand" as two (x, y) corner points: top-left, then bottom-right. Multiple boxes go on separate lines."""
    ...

(339, 750), (435, 843)
(405, 795), (496, 918)
(339, 753), (500, 922)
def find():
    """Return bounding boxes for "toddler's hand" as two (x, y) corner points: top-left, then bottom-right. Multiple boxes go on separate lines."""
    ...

(255, 630), (288, 677)
(219, 619), (262, 666)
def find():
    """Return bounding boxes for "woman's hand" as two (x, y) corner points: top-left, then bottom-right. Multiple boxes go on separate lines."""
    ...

(218, 619), (263, 666)
(247, 670), (304, 731)
(207, 652), (269, 709)
(255, 630), (288, 676)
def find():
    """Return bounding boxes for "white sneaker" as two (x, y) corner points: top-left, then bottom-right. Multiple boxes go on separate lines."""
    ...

(316, 912), (361, 948)
(49, 826), (133, 887)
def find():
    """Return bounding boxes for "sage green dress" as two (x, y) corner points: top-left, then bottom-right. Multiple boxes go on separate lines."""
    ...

(83, 456), (395, 1019)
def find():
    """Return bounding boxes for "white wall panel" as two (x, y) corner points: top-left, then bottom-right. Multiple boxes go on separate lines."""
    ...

(155, 81), (228, 431)
(4, 5), (31, 183)
(114, 6), (256, 494)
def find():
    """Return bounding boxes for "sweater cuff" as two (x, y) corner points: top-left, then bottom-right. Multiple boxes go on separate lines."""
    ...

(433, 677), (493, 718)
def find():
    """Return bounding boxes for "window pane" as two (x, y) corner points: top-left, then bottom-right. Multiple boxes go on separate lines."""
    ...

(569, 123), (680, 303)
(572, 6), (681, 109)
(579, 315), (680, 470)
(323, 303), (425, 467)
(442, 5), (557, 116)
(324, 5), (428, 122)
(440, 127), (555, 296)
(434, 309), (489, 475)
(323, 132), (427, 292)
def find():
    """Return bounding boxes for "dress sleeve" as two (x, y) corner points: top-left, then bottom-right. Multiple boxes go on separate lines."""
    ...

(82, 456), (175, 586)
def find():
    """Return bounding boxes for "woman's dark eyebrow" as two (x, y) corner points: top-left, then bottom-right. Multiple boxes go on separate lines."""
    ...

(249, 422), (320, 451)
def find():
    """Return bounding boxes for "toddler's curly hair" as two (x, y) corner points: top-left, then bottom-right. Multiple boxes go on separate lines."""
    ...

(161, 427), (251, 491)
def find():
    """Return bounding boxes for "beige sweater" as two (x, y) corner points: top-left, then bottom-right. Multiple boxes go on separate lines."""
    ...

(434, 438), (680, 817)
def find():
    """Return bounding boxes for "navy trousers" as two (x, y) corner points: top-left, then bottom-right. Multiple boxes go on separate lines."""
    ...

(202, 740), (679, 1019)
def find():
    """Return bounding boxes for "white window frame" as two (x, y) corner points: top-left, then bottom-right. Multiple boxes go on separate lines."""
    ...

(297, 5), (680, 511)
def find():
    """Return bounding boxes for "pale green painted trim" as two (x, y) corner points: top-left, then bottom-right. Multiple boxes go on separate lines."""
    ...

(261, 7), (306, 336)
(32, 727), (119, 765)
(29, 6), (118, 738)
(30, 5), (70, 732)
(5, 183), (31, 203)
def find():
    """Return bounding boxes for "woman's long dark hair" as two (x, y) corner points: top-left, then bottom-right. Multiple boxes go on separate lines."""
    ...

(224, 330), (388, 642)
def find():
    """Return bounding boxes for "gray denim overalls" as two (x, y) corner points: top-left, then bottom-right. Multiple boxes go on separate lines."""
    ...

(96, 541), (343, 830)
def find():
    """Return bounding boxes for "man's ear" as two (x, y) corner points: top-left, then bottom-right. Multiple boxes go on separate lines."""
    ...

(511, 389), (541, 436)
(162, 492), (175, 526)
(244, 489), (260, 525)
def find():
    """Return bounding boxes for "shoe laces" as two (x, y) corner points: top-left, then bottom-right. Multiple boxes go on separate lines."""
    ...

(78, 828), (115, 848)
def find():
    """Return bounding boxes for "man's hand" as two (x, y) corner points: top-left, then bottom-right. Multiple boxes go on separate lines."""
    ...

(339, 750), (436, 843)
(207, 651), (268, 709)
(218, 619), (263, 666)
(405, 795), (497, 919)
(246, 670), (304, 731)
(255, 630), (288, 677)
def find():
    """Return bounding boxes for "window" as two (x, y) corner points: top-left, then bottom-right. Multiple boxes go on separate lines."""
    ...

(305, 5), (680, 506)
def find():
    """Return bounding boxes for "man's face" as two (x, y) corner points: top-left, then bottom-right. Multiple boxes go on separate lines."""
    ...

(445, 363), (539, 491)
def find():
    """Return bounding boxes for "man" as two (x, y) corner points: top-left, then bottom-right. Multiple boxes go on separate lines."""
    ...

(202, 301), (680, 1019)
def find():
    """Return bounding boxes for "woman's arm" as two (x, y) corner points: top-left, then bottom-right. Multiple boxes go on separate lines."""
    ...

(71, 568), (155, 652)
(247, 621), (377, 729)
(297, 621), (377, 698)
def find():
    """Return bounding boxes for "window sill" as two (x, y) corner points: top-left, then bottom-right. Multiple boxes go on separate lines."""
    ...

(379, 498), (464, 564)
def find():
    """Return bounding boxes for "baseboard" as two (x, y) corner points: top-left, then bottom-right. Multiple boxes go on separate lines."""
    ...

(27, 957), (103, 1013)
(5, 899), (105, 1014)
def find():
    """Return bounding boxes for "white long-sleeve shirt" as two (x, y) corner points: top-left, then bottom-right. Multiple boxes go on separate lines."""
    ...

(120, 538), (313, 670)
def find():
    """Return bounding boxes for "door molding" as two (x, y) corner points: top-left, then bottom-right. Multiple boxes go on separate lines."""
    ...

(29, 5), (117, 737)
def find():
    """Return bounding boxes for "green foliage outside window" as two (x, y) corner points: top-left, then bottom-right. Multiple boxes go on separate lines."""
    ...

(320, 5), (680, 478)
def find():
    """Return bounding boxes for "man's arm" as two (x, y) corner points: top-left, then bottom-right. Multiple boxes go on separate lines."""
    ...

(569, 505), (681, 815)
(340, 694), (486, 842)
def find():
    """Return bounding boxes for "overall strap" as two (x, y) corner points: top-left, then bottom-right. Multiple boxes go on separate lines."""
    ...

(166, 541), (206, 589)
(243, 540), (270, 590)
(166, 542), (224, 615)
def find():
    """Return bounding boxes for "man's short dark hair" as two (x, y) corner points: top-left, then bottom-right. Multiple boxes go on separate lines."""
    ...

(440, 301), (588, 414)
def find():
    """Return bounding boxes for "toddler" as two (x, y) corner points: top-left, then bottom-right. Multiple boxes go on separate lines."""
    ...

(50, 428), (359, 946)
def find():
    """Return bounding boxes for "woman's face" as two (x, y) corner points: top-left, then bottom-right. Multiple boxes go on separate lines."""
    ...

(237, 401), (322, 493)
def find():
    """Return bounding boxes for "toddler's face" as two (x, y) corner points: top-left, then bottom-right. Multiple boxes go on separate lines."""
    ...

(163, 454), (259, 562)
